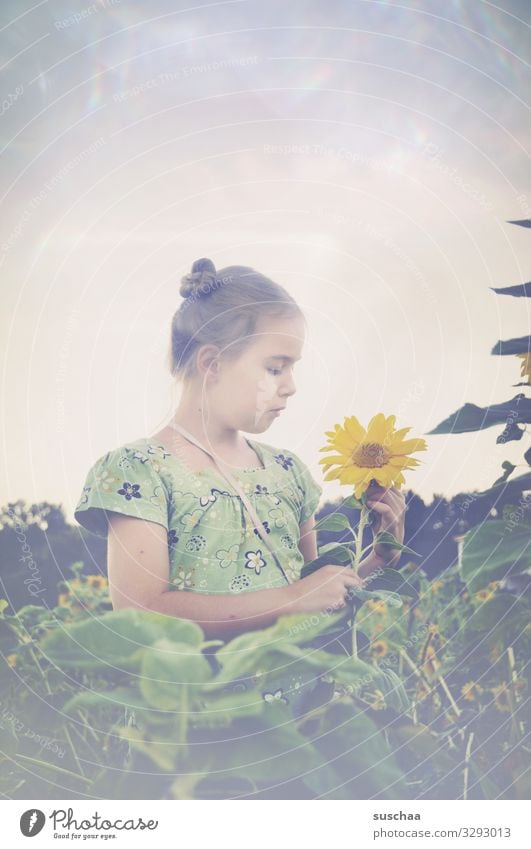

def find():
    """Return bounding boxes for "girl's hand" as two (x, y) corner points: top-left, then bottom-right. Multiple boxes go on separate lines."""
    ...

(365, 482), (407, 566)
(286, 565), (364, 615)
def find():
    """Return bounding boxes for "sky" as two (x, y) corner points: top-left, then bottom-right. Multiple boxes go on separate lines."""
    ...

(1, 0), (530, 522)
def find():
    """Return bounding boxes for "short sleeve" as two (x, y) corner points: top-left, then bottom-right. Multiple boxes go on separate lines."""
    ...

(288, 450), (324, 524)
(74, 445), (170, 538)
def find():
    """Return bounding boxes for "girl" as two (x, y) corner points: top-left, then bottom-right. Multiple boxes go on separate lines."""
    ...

(74, 257), (405, 716)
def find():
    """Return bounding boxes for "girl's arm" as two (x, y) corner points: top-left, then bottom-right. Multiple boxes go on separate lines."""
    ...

(107, 513), (298, 642)
(298, 513), (319, 563)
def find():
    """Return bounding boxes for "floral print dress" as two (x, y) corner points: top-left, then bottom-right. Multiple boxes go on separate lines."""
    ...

(74, 436), (325, 721)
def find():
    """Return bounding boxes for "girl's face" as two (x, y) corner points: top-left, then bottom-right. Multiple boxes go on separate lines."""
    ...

(208, 314), (306, 433)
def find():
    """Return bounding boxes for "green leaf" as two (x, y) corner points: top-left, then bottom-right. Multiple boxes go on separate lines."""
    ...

(64, 687), (147, 715)
(373, 531), (420, 556)
(314, 512), (353, 533)
(465, 593), (530, 633)
(428, 394), (531, 434)
(492, 461), (516, 487)
(300, 546), (352, 579)
(491, 335), (531, 356)
(466, 471), (531, 507)
(378, 668), (411, 714)
(346, 587), (403, 608)
(303, 701), (408, 799)
(204, 610), (348, 688)
(490, 281), (531, 298)
(140, 639), (212, 710)
(40, 609), (205, 672)
(198, 715), (323, 785)
(460, 520), (531, 593)
(364, 568), (419, 600)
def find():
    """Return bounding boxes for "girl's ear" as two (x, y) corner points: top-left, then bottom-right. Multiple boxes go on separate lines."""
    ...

(196, 344), (222, 379)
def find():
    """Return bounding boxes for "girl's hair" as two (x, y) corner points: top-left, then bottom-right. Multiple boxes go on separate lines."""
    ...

(168, 257), (305, 380)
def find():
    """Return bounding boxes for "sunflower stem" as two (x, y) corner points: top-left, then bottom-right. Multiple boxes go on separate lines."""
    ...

(351, 504), (369, 659)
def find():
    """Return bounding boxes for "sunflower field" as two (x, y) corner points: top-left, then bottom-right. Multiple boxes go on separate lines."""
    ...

(1, 220), (529, 799)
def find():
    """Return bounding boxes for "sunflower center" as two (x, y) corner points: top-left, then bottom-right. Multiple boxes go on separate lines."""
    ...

(352, 442), (391, 468)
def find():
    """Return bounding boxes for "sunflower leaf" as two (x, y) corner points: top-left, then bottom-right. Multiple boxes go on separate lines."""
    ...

(373, 531), (420, 556)
(314, 512), (353, 533)
(300, 545), (353, 578)
(348, 588), (403, 608)
(364, 568), (419, 600)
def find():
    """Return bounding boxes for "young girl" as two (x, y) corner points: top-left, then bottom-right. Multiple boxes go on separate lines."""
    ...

(74, 257), (403, 715)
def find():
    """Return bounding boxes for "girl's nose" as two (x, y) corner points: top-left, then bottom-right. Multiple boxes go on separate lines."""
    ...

(281, 373), (297, 396)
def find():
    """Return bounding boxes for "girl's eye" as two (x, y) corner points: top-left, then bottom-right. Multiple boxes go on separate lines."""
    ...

(267, 367), (282, 376)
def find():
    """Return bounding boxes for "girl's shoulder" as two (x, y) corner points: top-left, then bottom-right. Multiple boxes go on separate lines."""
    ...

(74, 437), (172, 538)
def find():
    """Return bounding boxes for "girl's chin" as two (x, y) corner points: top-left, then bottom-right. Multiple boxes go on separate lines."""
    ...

(248, 413), (276, 431)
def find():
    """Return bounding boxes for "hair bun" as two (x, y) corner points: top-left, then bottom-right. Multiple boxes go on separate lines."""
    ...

(180, 257), (217, 298)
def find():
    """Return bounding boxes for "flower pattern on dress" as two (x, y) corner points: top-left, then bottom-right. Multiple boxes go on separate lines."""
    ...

(117, 482), (142, 501)
(244, 550), (267, 575)
(229, 574), (251, 593)
(255, 483), (281, 506)
(185, 534), (206, 553)
(167, 529), (179, 547)
(216, 543), (240, 569)
(131, 450), (149, 464)
(280, 533), (296, 550)
(284, 557), (301, 583)
(78, 486), (91, 505)
(199, 492), (217, 507)
(150, 485), (166, 510)
(267, 507), (287, 529)
(274, 453), (294, 471)
(171, 568), (195, 590)
(94, 471), (118, 491)
(117, 455), (133, 472)
(147, 444), (171, 460)
(263, 688), (289, 705)
(180, 509), (204, 531)
(253, 520), (271, 538)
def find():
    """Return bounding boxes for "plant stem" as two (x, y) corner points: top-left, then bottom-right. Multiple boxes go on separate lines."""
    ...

(15, 753), (92, 784)
(463, 731), (475, 800)
(351, 505), (369, 659)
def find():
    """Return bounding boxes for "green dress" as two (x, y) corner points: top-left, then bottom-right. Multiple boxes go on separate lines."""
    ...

(74, 436), (327, 720)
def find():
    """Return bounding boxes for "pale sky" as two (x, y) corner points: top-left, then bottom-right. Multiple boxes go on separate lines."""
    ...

(1, 0), (530, 523)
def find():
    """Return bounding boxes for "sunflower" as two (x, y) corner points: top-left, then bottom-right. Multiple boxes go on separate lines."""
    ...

(416, 682), (431, 702)
(371, 639), (389, 658)
(516, 352), (531, 385)
(430, 580), (444, 594)
(461, 680), (484, 702)
(423, 644), (441, 675)
(86, 575), (108, 588)
(318, 413), (427, 499)
(489, 643), (504, 663)
(6, 654), (17, 668)
(366, 599), (387, 615)
(57, 593), (70, 605)
(491, 684), (511, 713)
(364, 688), (386, 710)
(474, 588), (495, 603)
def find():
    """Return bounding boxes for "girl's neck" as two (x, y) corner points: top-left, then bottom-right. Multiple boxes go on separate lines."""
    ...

(167, 402), (243, 453)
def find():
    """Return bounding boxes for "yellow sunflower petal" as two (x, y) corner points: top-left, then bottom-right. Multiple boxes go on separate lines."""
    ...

(391, 437), (428, 455)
